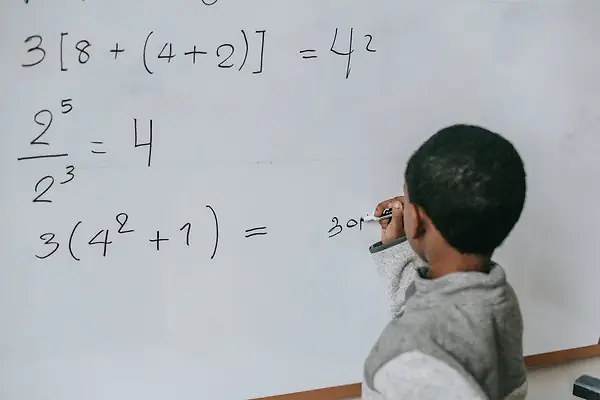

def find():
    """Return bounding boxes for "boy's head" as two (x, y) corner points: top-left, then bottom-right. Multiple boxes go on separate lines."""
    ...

(402, 124), (526, 262)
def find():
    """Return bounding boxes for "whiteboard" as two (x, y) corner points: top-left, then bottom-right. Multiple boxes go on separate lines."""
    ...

(2, 0), (600, 398)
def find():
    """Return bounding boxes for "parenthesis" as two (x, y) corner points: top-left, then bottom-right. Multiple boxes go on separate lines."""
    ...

(239, 29), (249, 72)
(206, 205), (219, 260)
(143, 30), (154, 75)
(68, 220), (82, 261)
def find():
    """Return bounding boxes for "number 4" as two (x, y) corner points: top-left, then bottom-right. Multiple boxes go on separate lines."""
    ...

(158, 43), (176, 62)
(89, 229), (112, 257)
(134, 118), (153, 167)
(330, 28), (354, 79)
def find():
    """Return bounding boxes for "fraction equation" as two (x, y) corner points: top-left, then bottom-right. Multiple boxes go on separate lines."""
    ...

(16, 98), (154, 204)
(20, 28), (375, 78)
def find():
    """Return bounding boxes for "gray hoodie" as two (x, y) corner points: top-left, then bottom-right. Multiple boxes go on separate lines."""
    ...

(362, 237), (528, 400)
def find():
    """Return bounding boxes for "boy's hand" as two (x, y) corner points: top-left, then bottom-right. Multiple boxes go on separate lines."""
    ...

(374, 196), (405, 244)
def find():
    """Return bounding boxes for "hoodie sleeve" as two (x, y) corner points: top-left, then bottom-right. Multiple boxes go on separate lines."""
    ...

(373, 351), (489, 400)
(368, 237), (425, 317)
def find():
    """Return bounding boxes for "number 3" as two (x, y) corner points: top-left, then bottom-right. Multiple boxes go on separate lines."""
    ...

(60, 165), (75, 185)
(35, 233), (59, 259)
(22, 34), (46, 68)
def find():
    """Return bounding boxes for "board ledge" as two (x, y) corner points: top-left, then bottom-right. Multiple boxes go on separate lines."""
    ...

(253, 339), (600, 400)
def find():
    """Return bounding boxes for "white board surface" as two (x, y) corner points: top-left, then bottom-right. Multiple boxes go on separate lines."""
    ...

(2, 0), (600, 398)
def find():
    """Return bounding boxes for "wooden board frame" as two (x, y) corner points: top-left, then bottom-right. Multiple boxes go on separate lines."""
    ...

(254, 339), (600, 400)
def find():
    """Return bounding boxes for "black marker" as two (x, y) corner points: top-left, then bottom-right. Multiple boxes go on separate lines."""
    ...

(363, 208), (393, 222)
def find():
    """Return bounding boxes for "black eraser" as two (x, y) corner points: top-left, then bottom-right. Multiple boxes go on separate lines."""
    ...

(573, 375), (600, 399)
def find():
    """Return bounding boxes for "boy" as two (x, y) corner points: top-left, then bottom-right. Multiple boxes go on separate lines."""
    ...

(363, 124), (528, 400)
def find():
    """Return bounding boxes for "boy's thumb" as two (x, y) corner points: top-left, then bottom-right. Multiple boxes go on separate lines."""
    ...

(388, 201), (404, 230)
(391, 201), (403, 218)
(382, 200), (404, 243)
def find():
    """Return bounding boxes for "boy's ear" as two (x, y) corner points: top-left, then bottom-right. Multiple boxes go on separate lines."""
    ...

(411, 204), (427, 239)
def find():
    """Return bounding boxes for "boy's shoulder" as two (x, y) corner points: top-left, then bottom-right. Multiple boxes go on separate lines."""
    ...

(366, 293), (494, 375)
(363, 303), (489, 399)
(365, 265), (526, 399)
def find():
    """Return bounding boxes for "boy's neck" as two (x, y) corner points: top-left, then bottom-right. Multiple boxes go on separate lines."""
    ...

(427, 248), (490, 279)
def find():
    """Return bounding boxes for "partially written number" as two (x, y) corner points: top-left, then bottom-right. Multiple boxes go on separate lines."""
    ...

(328, 216), (364, 238)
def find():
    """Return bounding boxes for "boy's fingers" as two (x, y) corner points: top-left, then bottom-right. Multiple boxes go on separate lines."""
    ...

(386, 201), (403, 230)
(374, 201), (389, 217)
(375, 197), (404, 237)
(378, 202), (393, 228)
(377, 197), (405, 243)
(391, 201), (403, 217)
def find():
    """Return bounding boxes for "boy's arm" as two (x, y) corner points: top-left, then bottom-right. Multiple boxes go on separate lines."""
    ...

(373, 353), (526, 400)
(373, 351), (488, 400)
(368, 237), (426, 317)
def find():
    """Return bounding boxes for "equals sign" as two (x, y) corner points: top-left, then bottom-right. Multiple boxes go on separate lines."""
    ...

(245, 226), (267, 238)
(91, 141), (106, 154)
(299, 49), (317, 59)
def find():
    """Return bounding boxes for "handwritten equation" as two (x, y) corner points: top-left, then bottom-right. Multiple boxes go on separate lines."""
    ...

(16, 96), (369, 258)
(20, 28), (376, 79)
(36, 206), (241, 261)
(15, 98), (153, 204)
(15, 2), (377, 261)
(33, 210), (364, 262)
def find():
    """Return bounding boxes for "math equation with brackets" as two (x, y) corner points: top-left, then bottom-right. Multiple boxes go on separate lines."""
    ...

(20, 28), (376, 79)
(13, 0), (380, 265)
(3, 2), (405, 399)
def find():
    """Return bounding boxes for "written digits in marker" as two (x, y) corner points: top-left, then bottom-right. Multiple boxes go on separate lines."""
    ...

(35, 212), (202, 261)
(16, 100), (74, 162)
(32, 207), (240, 262)
(16, 99), (77, 204)
(15, 100), (158, 205)
(20, 28), (375, 78)
(33, 209), (272, 262)
(298, 28), (377, 79)
(328, 216), (364, 238)
(142, 29), (266, 75)
(33, 212), (366, 262)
